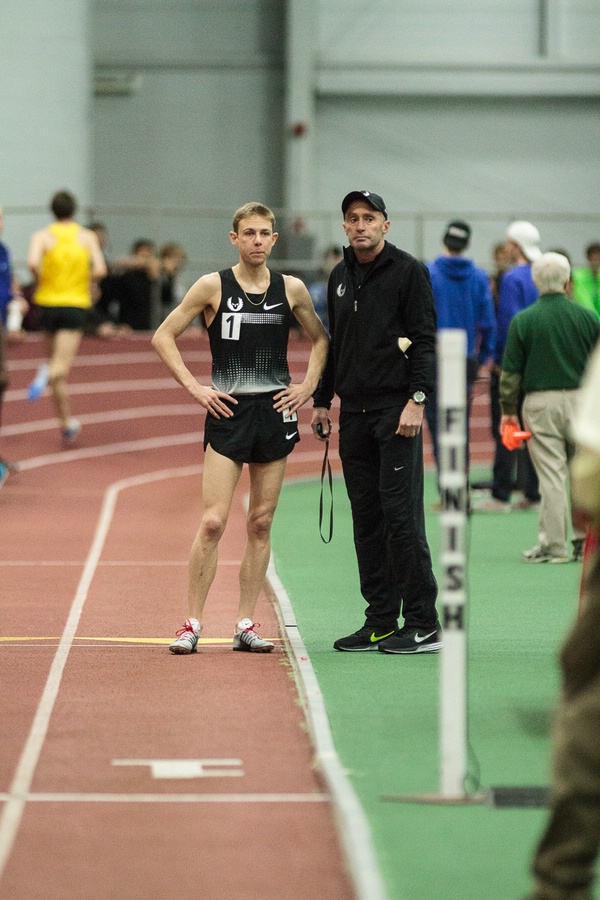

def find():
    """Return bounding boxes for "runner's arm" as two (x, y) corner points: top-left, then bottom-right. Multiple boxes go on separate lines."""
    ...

(27, 230), (48, 279)
(151, 273), (237, 417)
(84, 230), (108, 281)
(274, 276), (330, 415)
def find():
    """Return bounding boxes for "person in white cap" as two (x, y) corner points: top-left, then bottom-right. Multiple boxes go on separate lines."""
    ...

(479, 220), (542, 511)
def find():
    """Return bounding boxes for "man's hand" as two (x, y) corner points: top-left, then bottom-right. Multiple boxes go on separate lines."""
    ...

(273, 382), (314, 416)
(397, 400), (424, 437)
(500, 413), (520, 436)
(311, 407), (331, 440)
(191, 384), (237, 418)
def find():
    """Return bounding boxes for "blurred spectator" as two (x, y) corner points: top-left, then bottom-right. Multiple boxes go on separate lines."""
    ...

(479, 221), (542, 511)
(499, 252), (599, 563)
(490, 240), (513, 310)
(572, 242), (600, 320)
(549, 249), (574, 298)
(85, 221), (119, 337)
(425, 220), (496, 489)
(159, 243), (187, 320)
(105, 239), (161, 331)
(0, 207), (25, 479)
(307, 245), (343, 333)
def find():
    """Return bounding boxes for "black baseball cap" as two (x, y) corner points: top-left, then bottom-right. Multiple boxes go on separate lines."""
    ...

(443, 220), (471, 252)
(342, 190), (388, 219)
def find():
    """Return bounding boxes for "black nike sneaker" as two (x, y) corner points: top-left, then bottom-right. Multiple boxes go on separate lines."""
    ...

(333, 626), (396, 652)
(377, 625), (443, 654)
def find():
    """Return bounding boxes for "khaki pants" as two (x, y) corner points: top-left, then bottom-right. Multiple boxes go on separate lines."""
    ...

(523, 390), (585, 557)
(530, 542), (600, 899)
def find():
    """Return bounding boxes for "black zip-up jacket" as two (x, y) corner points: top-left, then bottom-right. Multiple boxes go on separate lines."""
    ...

(313, 241), (437, 411)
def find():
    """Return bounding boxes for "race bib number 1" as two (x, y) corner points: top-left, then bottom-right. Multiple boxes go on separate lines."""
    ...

(222, 313), (242, 341)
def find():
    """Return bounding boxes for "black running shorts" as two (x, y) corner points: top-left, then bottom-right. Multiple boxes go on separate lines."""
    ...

(204, 392), (300, 463)
(39, 307), (90, 332)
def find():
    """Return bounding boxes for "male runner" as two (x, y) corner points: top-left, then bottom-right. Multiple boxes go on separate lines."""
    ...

(152, 202), (329, 653)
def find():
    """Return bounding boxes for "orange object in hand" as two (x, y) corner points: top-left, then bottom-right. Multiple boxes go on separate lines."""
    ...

(501, 421), (532, 451)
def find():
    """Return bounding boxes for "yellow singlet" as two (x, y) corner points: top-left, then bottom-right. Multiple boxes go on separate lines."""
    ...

(34, 222), (92, 309)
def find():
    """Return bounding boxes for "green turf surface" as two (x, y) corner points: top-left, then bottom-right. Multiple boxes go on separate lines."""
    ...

(271, 467), (595, 900)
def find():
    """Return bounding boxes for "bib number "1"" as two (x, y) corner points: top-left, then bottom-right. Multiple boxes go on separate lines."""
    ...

(222, 313), (242, 341)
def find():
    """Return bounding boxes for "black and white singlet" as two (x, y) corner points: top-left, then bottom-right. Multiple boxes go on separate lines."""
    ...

(207, 268), (293, 395)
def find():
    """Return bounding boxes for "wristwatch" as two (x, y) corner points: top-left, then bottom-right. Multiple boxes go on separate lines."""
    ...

(411, 391), (427, 405)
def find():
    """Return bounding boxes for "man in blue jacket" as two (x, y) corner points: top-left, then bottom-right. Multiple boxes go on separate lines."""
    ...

(312, 190), (442, 655)
(425, 220), (496, 483)
(482, 220), (542, 510)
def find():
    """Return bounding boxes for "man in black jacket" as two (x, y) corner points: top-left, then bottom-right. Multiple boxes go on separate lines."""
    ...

(312, 190), (442, 653)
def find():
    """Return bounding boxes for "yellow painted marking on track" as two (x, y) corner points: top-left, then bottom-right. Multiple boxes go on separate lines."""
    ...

(0, 636), (281, 645)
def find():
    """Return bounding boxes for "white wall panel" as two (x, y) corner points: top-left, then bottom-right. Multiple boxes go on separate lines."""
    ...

(0, 0), (93, 264)
(560, 0), (600, 59)
(92, 0), (284, 65)
(92, 68), (284, 260)
(313, 96), (600, 267)
(318, 1), (541, 64)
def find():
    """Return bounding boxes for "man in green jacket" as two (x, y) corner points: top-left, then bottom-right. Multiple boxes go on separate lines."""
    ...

(500, 252), (599, 563)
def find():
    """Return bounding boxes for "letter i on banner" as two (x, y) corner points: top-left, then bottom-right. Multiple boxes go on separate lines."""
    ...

(438, 329), (468, 798)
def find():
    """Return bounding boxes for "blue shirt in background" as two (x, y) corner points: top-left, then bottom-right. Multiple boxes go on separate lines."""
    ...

(426, 254), (496, 363)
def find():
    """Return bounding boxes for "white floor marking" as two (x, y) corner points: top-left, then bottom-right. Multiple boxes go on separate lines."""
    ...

(13, 443), (327, 474)
(16, 433), (203, 471)
(0, 793), (328, 804)
(0, 560), (240, 567)
(6, 378), (187, 403)
(0, 464), (201, 878)
(112, 759), (244, 779)
(1, 404), (197, 436)
(7, 349), (210, 372)
(268, 558), (389, 900)
(0, 430), (353, 890)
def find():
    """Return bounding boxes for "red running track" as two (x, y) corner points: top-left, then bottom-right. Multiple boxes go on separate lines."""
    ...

(0, 333), (355, 900)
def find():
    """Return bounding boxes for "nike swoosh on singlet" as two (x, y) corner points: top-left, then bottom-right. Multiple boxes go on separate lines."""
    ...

(263, 303), (283, 311)
(370, 630), (394, 643)
(286, 431), (298, 440)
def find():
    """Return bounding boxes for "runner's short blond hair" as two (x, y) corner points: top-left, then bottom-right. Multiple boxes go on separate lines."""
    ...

(232, 203), (276, 234)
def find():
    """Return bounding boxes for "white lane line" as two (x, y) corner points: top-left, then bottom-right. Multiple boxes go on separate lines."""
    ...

(0, 480), (118, 875)
(16, 433), (202, 471)
(0, 560), (238, 567)
(0, 559), (234, 569)
(5, 371), (320, 403)
(6, 379), (185, 402)
(7, 350), (211, 372)
(0, 464), (201, 879)
(14, 443), (329, 473)
(0, 793), (329, 804)
(268, 559), (389, 900)
(1, 404), (198, 436)
(10, 346), (318, 372)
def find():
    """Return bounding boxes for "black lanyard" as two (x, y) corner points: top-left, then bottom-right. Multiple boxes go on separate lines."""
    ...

(319, 437), (333, 543)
